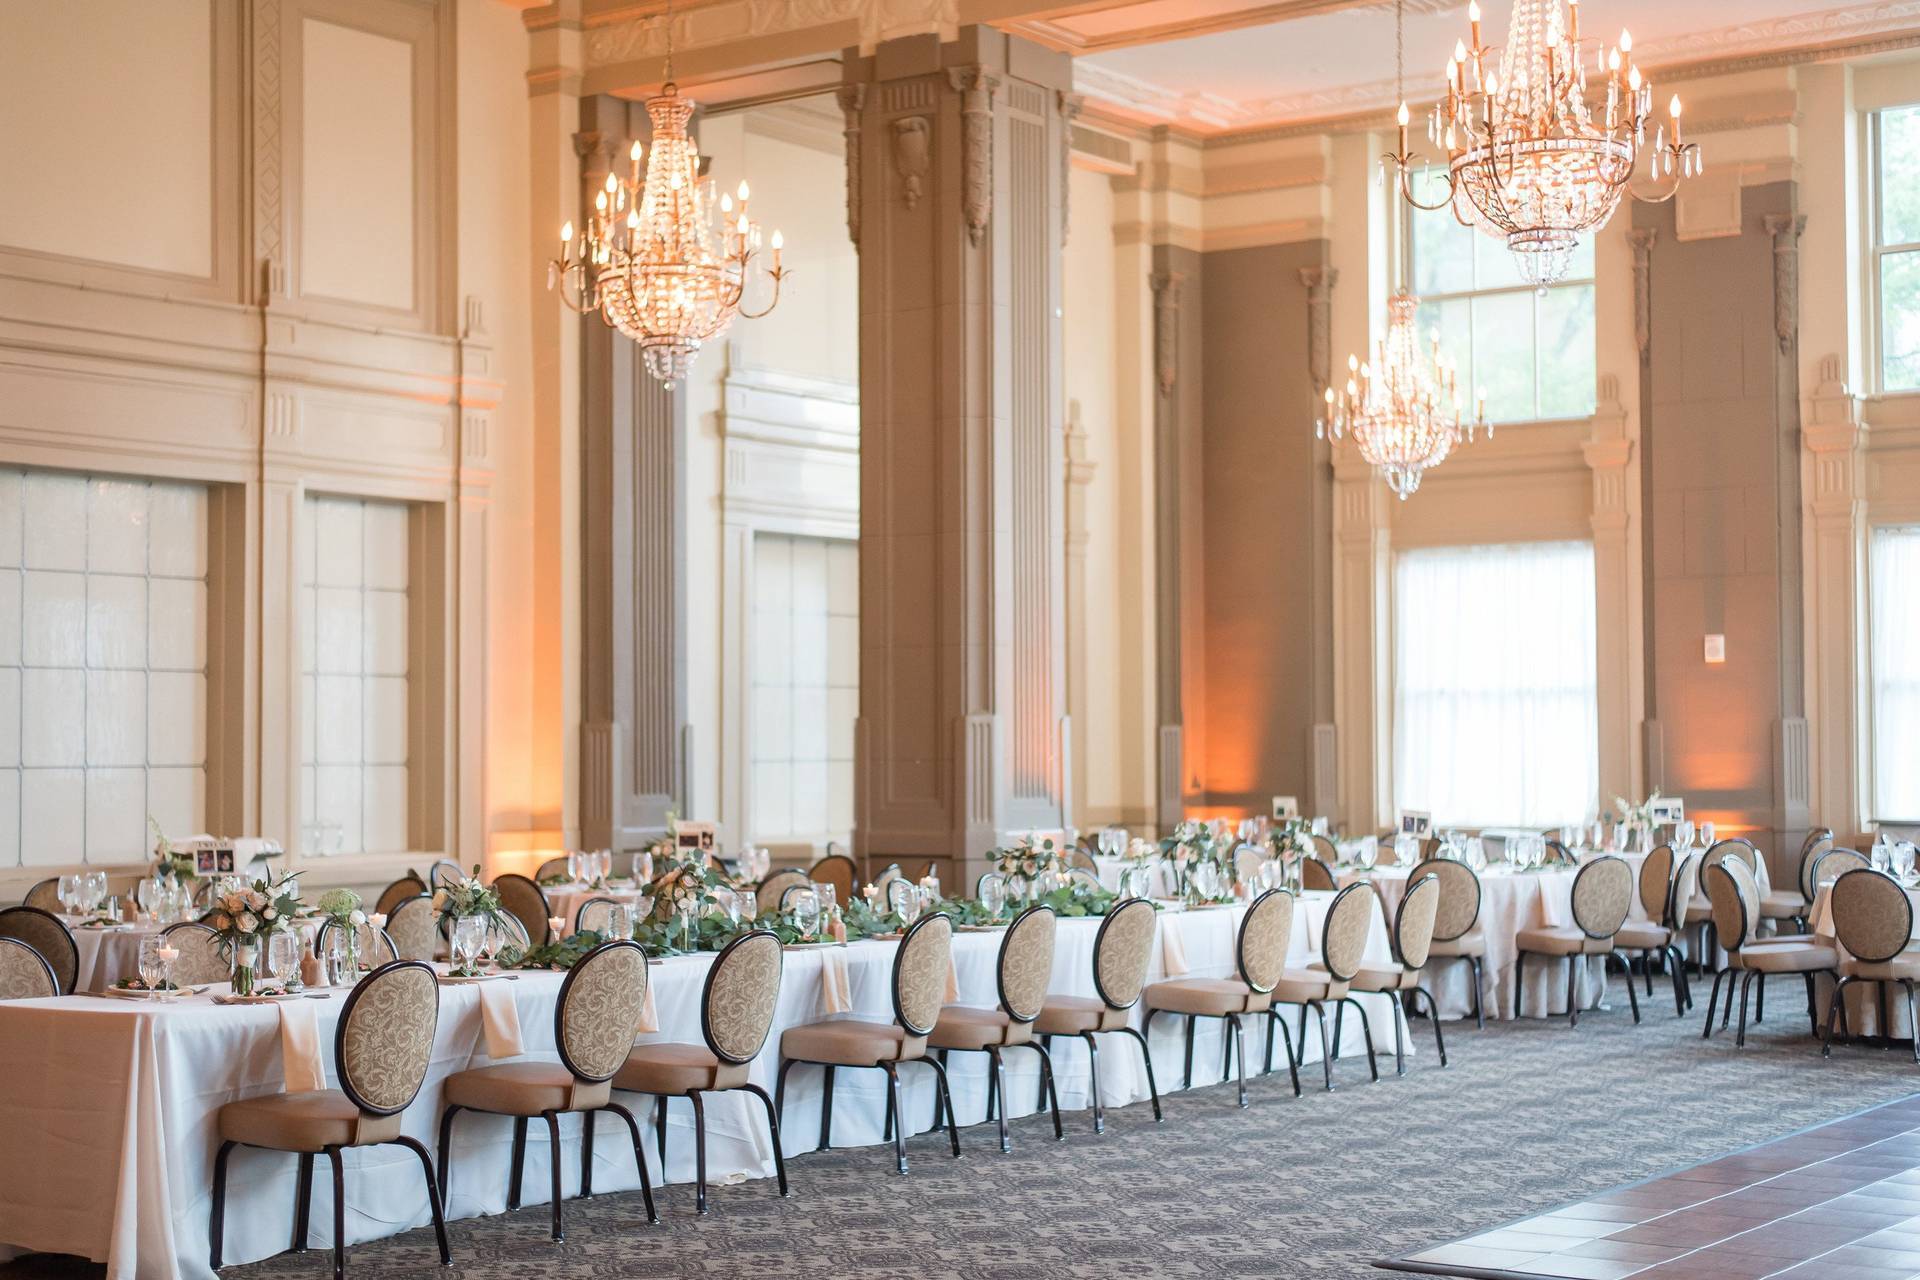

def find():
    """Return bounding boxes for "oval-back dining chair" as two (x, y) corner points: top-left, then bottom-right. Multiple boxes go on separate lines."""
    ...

(491, 874), (552, 948)
(1512, 856), (1638, 1028)
(1145, 888), (1299, 1106)
(0, 906), (77, 995)
(0, 936), (57, 1000)
(1266, 883), (1380, 1090)
(1030, 897), (1163, 1135)
(1410, 857), (1488, 1027)
(161, 921), (237, 987)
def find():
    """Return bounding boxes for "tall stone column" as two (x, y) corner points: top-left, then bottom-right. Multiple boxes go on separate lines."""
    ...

(844, 29), (1073, 879)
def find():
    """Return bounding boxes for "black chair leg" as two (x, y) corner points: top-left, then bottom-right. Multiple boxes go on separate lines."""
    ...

(1702, 970), (1724, 1038)
(930, 1048), (950, 1132)
(293, 1151), (314, 1252)
(1388, 993), (1407, 1077)
(1470, 957), (1485, 1029)
(773, 1058), (795, 1151)
(1824, 976), (1850, 1057)
(738, 1085), (789, 1197)
(395, 1135), (453, 1266)
(1803, 970), (1820, 1038)
(1310, 1002), (1335, 1091)
(1227, 1015), (1247, 1107)
(1615, 952), (1641, 1024)
(1269, 1010), (1301, 1096)
(1029, 1040), (1065, 1139)
(1567, 955), (1580, 1028)
(1332, 1000), (1345, 1059)
(1735, 971), (1754, 1048)
(325, 1145), (346, 1280)
(1182, 1013), (1196, 1088)
(1083, 1032), (1106, 1134)
(655, 1095), (668, 1170)
(209, 1140), (235, 1271)
(926, 1054), (962, 1158)
(1116, 1026), (1162, 1121)
(435, 1106), (459, 1202)
(882, 1063), (907, 1174)
(1756, 972), (1766, 1024)
(579, 1109), (595, 1198)
(1414, 987), (1448, 1066)
(982, 1049), (998, 1125)
(1905, 981), (1920, 1064)
(820, 1064), (837, 1150)
(603, 1102), (659, 1222)
(989, 1048), (1010, 1153)
(507, 1116), (528, 1210)
(1882, 980), (1894, 1047)
(689, 1090), (709, 1214)
(542, 1110), (565, 1241)
(1644, 949), (1654, 997)
(1344, 998), (1380, 1081)
(1036, 1034), (1052, 1112)
(1514, 952), (1526, 1019)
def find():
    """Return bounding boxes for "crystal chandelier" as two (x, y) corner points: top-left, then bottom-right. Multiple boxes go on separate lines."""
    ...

(547, 5), (784, 386)
(1389, 0), (1701, 287)
(1317, 295), (1488, 499)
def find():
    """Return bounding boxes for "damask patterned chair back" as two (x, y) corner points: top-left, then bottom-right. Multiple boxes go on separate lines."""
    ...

(1570, 856), (1632, 940)
(1300, 857), (1337, 893)
(1799, 835), (1836, 901)
(1410, 858), (1480, 942)
(534, 856), (570, 882)
(0, 907), (76, 995)
(701, 930), (784, 1063)
(1309, 833), (1340, 866)
(1706, 839), (1759, 878)
(1067, 844), (1100, 875)
(1703, 861), (1754, 954)
(891, 912), (953, 1036)
(492, 874), (552, 947)
(1831, 868), (1913, 965)
(1720, 856), (1763, 934)
(756, 868), (810, 915)
(1092, 897), (1157, 1009)
(1639, 843), (1676, 926)
(809, 854), (858, 905)
(161, 921), (235, 986)
(1320, 884), (1373, 981)
(429, 860), (465, 891)
(22, 878), (59, 912)
(385, 895), (439, 963)
(1236, 888), (1294, 993)
(997, 905), (1057, 1022)
(1393, 874), (1441, 970)
(556, 940), (651, 1083)
(574, 897), (629, 938)
(337, 960), (441, 1117)
(374, 874), (428, 919)
(0, 937), (56, 999)
(1811, 847), (1870, 890)
(1668, 854), (1698, 928)
(1232, 846), (1265, 889)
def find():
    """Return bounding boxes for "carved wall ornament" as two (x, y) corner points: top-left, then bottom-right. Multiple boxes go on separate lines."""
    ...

(837, 84), (867, 249)
(1150, 270), (1184, 398)
(1058, 91), (1083, 246)
(890, 115), (931, 211)
(1297, 265), (1338, 394)
(1627, 228), (1657, 361)
(1763, 212), (1808, 354)
(948, 66), (1000, 248)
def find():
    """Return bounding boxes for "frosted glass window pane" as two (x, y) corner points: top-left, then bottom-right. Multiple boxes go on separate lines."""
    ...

(0, 468), (208, 867)
(750, 532), (858, 844)
(301, 494), (411, 856)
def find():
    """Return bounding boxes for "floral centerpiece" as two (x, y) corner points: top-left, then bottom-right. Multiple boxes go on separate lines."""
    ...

(990, 834), (1065, 905)
(148, 816), (197, 884)
(641, 849), (729, 951)
(432, 868), (509, 976)
(205, 869), (303, 995)
(1160, 820), (1234, 904)
(316, 888), (368, 980)
(1612, 790), (1665, 851)
(1267, 818), (1313, 861)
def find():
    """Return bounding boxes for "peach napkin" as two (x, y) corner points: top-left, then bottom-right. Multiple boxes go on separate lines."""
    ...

(279, 1003), (326, 1093)
(476, 981), (525, 1058)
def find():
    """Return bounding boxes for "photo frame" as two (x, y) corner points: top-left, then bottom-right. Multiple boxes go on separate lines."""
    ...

(1649, 797), (1685, 825)
(1397, 809), (1432, 840)
(1270, 795), (1300, 821)
(675, 821), (717, 855)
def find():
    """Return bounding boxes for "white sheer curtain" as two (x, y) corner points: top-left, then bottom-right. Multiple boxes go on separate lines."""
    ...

(1393, 541), (1599, 827)
(1871, 526), (1920, 818)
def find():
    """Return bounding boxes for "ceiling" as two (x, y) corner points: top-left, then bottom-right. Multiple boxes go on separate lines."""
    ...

(1053, 0), (1920, 135)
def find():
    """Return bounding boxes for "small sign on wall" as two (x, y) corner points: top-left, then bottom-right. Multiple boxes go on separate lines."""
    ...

(1397, 809), (1432, 839)
(1271, 795), (1300, 820)
(1704, 634), (1726, 664)
(1649, 797), (1686, 825)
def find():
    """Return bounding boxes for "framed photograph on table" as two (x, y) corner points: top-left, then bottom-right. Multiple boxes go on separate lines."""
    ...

(1649, 798), (1685, 826)
(1398, 810), (1432, 840)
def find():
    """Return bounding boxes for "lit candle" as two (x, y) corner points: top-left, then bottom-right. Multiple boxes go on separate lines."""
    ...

(771, 229), (783, 271)
(1397, 101), (1410, 155)
(1669, 94), (1682, 144)
(156, 946), (178, 963)
(548, 916), (565, 937)
(863, 884), (879, 902)
(1468, 0), (1481, 50)
(369, 913), (386, 931)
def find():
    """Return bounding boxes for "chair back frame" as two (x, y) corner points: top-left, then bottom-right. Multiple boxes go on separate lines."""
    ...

(1831, 868), (1914, 965)
(1704, 862), (1751, 953)
(1410, 857), (1481, 942)
(1091, 897), (1158, 1010)
(1320, 884), (1373, 981)
(492, 873), (552, 948)
(1236, 888), (1295, 993)
(701, 929), (784, 1064)
(335, 960), (440, 1117)
(890, 911), (954, 1036)
(0, 906), (77, 995)
(1570, 856), (1633, 940)
(1393, 874), (1441, 970)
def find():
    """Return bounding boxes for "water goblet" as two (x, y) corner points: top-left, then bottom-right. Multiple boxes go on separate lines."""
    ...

(1359, 840), (1379, 872)
(57, 874), (78, 916)
(980, 874), (1007, 918)
(565, 850), (580, 883)
(813, 882), (838, 915)
(791, 889), (821, 942)
(609, 902), (635, 941)
(1894, 842), (1917, 886)
(138, 934), (168, 990)
(1700, 821), (1716, 848)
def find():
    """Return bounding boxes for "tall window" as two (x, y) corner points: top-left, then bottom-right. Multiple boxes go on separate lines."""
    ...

(1870, 526), (1920, 818)
(1873, 105), (1920, 392)
(751, 533), (856, 845)
(1405, 176), (1597, 423)
(301, 495), (410, 855)
(1393, 541), (1598, 827)
(0, 469), (208, 866)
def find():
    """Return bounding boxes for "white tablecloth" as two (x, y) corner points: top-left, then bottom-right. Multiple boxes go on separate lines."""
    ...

(0, 896), (1400, 1280)
(70, 923), (164, 993)
(541, 884), (649, 934)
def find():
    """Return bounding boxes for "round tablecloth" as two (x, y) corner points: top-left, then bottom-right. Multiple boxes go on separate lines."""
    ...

(542, 884), (650, 934)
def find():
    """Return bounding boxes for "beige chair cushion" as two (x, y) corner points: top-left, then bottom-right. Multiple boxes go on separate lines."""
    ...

(1426, 928), (1486, 959)
(1842, 953), (1920, 982)
(614, 1042), (749, 1094)
(442, 1060), (611, 1115)
(1759, 889), (1806, 920)
(1032, 995), (1131, 1035)
(780, 1017), (926, 1065)
(1268, 966), (1348, 1003)
(1350, 964), (1419, 993)
(1685, 901), (1713, 924)
(218, 1089), (401, 1152)
(1614, 920), (1671, 949)
(1143, 977), (1271, 1017)
(927, 1003), (1032, 1050)
(1516, 926), (1614, 956)
(1729, 942), (1838, 974)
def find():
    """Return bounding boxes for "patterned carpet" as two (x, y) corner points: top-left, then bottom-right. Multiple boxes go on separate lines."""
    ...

(10, 978), (1920, 1279)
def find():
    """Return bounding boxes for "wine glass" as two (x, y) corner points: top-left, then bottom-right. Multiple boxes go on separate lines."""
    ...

(267, 930), (302, 986)
(1675, 820), (1696, 859)
(812, 882), (838, 915)
(57, 874), (79, 916)
(791, 889), (821, 941)
(980, 874), (1007, 918)
(138, 934), (168, 990)
(1357, 840), (1378, 872)
(1894, 842), (1917, 886)
(1700, 821), (1716, 848)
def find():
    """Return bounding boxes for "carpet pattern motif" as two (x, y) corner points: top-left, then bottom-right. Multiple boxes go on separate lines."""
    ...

(8, 979), (1920, 1279)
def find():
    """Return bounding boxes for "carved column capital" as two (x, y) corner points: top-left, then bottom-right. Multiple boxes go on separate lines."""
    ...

(948, 66), (999, 248)
(1298, 265), (1338, 394)
(836, 84), (867, 250)
(1763, 212), (1808, 355)
(1150, 270), (1184, 397)
(1627, 227), (1657, 362)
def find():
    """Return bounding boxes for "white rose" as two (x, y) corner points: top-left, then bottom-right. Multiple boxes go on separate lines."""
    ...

(350, 909), (366, 926)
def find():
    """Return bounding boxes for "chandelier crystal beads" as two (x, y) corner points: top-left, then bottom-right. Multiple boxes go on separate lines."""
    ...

(1316, 295), (1488, 500)
(548, 85), (785, 386)
(1390, 0), (1701, 287)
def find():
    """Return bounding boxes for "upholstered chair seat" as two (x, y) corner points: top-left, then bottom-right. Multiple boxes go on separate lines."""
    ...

(1514, 925), (1617, 956)
(1145, 890), (1299, 1106)
(921, 907), (1062, 1152)
(437, 940), (657, 1239)
(1268, 967), (1349, 1002)
(1031, 898), (1162, 1134)
(1265, 884), (1378, 1090)
(1841, 952), (1920, 982)
(1513, 855), (1641, 1027)
(1426, 928), (1485, 958)
(1614, 919), (1670, 949)
(209, 961), (450, 1277)
(1822, 868), (1920, 1063)
(1760, 889), (1808, 920)
(778, 914), (962, 1173)
(1352, 964), (1419, 992)
(613, 930), (786, 1213)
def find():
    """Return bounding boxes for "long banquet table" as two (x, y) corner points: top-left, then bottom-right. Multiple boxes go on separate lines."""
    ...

(0, 894), (1402, 1280)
